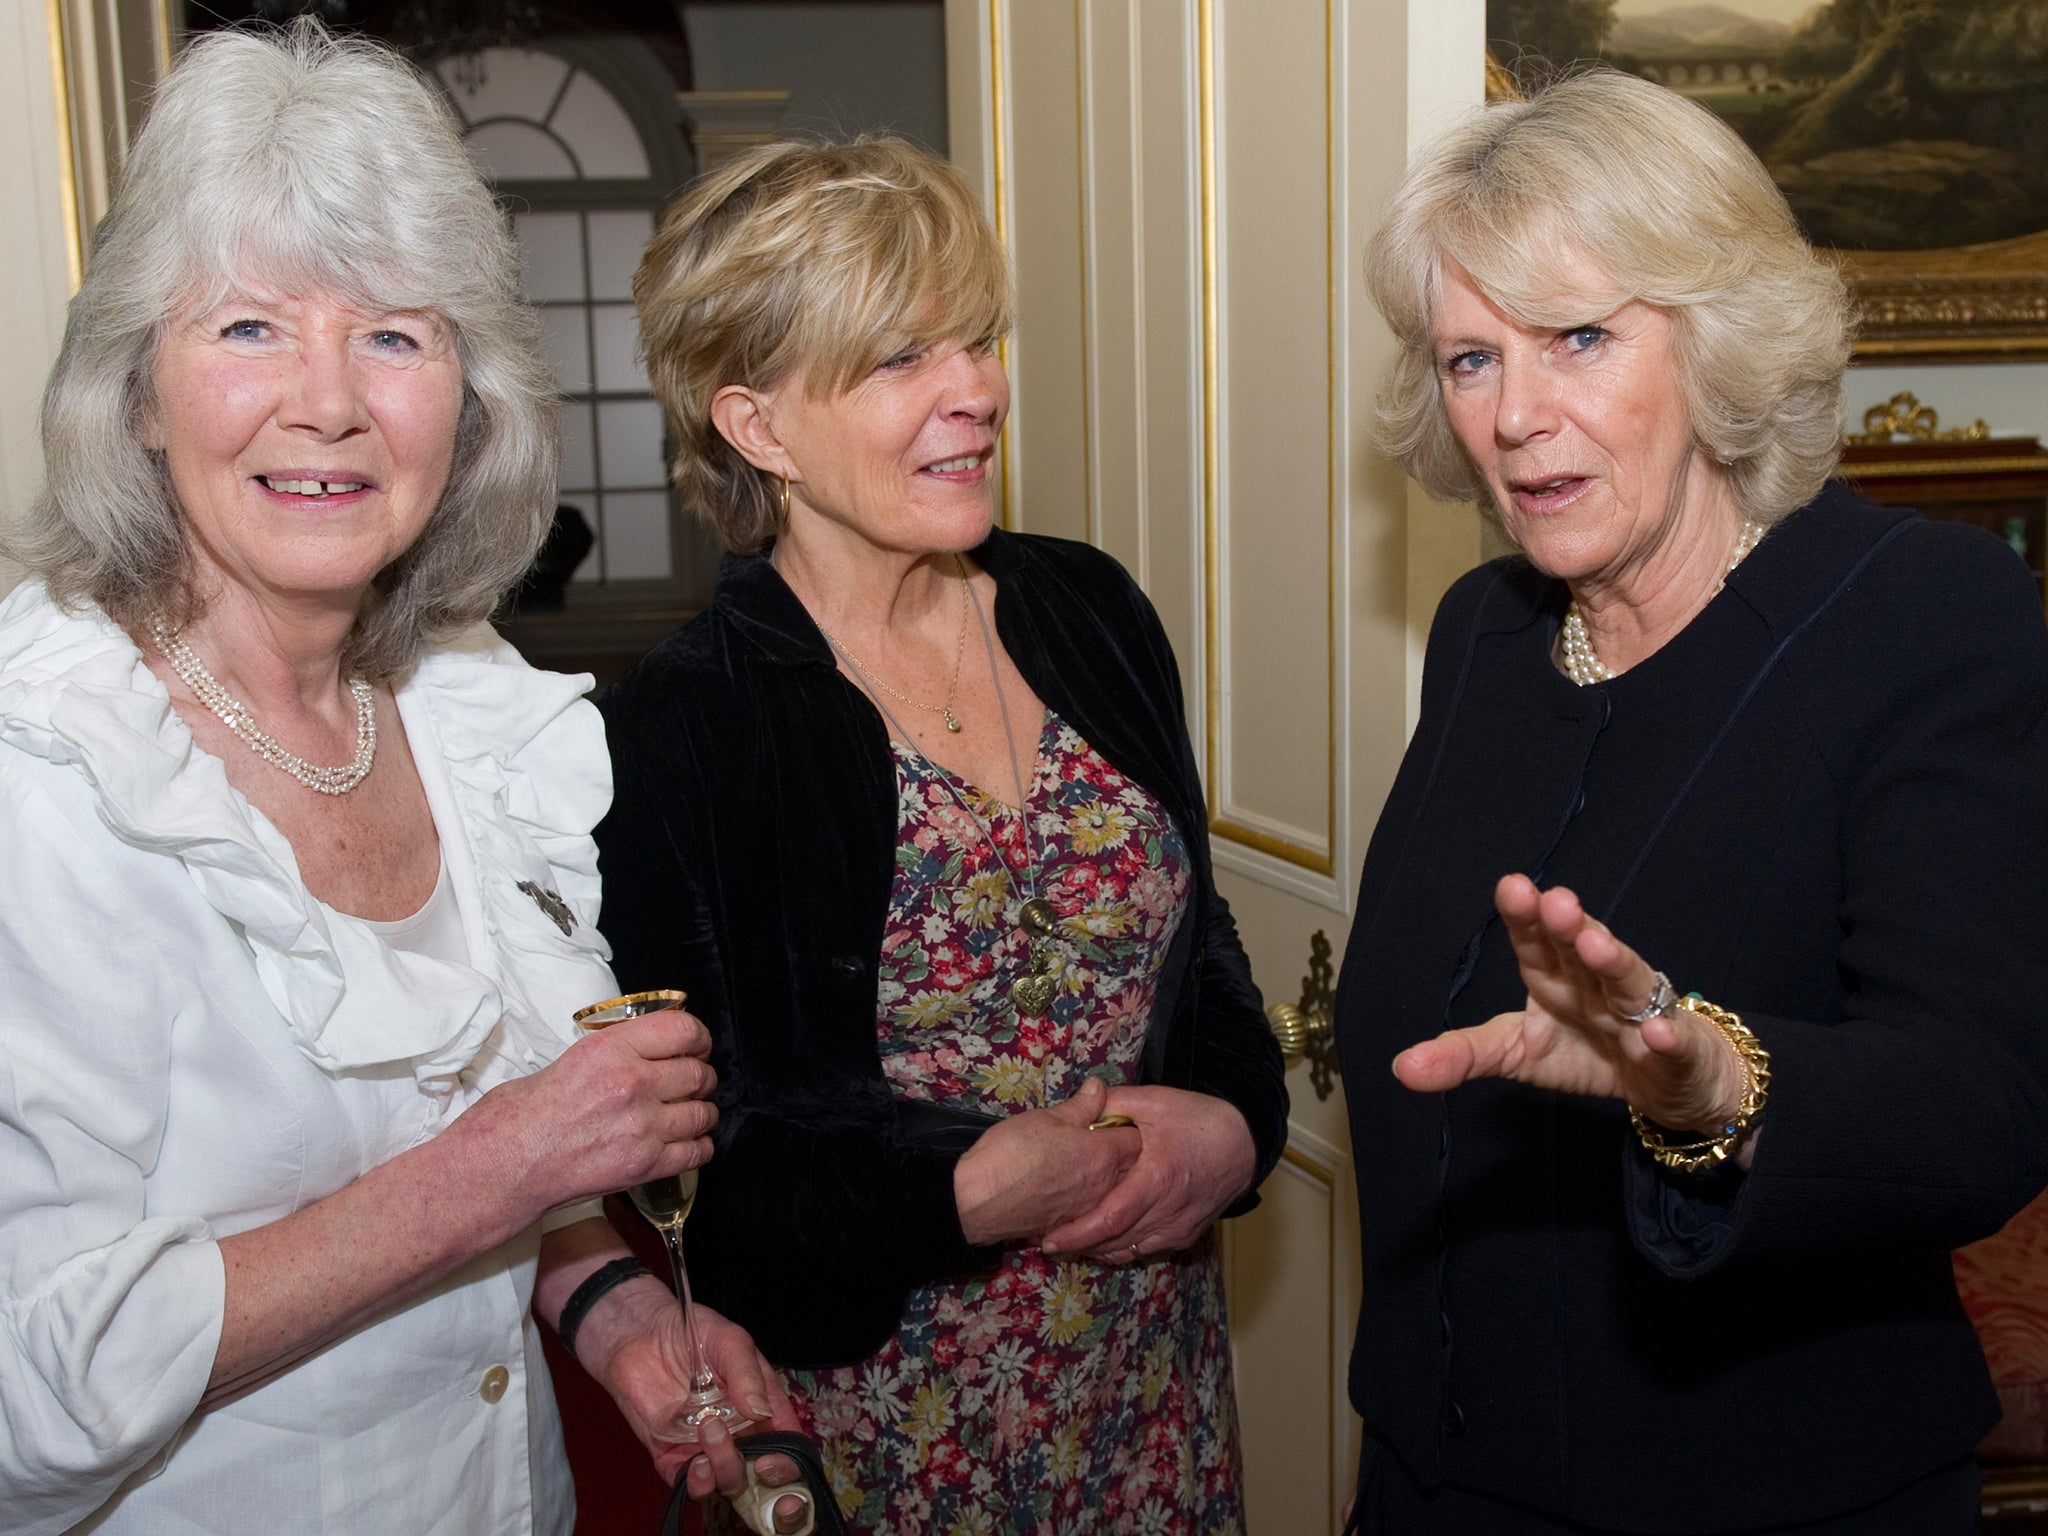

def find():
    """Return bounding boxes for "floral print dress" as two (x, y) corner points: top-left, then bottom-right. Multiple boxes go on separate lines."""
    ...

(776, 710), (1246, 1536)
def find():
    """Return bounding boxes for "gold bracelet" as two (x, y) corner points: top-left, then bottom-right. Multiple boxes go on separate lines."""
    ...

(1627, 995), (1770, 1174)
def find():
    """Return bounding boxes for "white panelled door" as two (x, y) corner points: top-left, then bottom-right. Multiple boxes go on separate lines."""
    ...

(948, 1), (1484, 1528)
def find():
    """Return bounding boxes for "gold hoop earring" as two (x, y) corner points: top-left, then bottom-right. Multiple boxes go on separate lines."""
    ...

(776, 473), (791, 524)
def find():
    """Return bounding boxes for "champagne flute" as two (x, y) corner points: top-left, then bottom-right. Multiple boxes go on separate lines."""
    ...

(574, 989), (748, 1442)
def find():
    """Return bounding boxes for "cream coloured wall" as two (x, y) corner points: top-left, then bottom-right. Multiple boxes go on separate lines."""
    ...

(1846, 362), (2048, 442)
(942, 2), (1490, 1523)
(0, 0), (80, 591)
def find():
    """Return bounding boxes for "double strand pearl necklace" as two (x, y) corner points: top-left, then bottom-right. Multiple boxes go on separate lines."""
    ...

(148, 618), (378, 795)
(1560, 519), (1768, 687)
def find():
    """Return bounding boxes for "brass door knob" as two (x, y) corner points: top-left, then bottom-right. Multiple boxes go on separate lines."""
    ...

(1266, 999), (1333, 1065)
(1266, 929), (1337, 1101)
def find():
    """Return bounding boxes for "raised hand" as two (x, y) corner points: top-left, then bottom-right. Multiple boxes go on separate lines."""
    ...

(1391, 874), (1748, 1137)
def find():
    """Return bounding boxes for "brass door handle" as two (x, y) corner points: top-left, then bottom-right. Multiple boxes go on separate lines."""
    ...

(1265, 929), (1337, 1101)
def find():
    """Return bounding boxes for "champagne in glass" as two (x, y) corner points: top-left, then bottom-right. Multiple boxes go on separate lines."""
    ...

(573, 991), (748, 1442)
(630, 1165), (698, 1229)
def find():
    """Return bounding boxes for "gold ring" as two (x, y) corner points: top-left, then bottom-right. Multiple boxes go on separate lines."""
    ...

(573, 989), (688, 1028)
(1126, 1243), (1141, 1265)
(1088, 1114), (1136, 1131)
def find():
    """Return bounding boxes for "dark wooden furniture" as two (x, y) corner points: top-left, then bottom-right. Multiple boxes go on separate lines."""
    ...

(1837, 433), (2048, 611)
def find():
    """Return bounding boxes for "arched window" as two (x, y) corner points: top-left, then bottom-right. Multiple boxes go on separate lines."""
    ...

(436, 42), (705, 603)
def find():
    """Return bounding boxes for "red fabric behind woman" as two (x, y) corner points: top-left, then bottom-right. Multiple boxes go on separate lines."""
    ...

(1957, 1189), (2048, 1464)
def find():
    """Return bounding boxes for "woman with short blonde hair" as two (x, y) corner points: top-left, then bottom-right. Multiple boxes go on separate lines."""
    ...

(634, 137), (1011, 553)
(1368, 68), (1849, 530)
(601, 134), (1288, 1535)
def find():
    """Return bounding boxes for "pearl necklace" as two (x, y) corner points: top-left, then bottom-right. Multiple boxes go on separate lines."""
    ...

(149, 619), (378, 795)
(1560, 520), (1768, 687)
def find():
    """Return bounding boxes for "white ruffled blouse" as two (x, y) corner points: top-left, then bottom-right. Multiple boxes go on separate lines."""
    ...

(0, 581), (620, 1536)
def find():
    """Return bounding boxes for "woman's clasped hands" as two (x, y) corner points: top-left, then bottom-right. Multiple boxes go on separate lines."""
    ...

(953, 1074), (1259, 1263)
(1392, 874), (1756, 1155)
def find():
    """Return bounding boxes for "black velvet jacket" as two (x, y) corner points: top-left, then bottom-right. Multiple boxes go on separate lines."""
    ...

(1336, 487), (2048, 1532)
(596, 529), (1288, 1367)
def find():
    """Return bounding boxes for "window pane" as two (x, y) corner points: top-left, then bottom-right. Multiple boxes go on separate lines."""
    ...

(592, 304), (648, 392)
(599, 399), (667, 490)
(540, 306), (591, 393)
(559, 401), (596, 488)
(601, 491), (673, 579)
(437, 48), (571, 130)
(515, 212), (585, 302)
(464, 120), (577, 180)
(551, 71), (650, 178)
(587, 210), (655, 301)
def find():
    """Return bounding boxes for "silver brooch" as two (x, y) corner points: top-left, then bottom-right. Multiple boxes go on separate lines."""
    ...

(517, 880), (575, 936)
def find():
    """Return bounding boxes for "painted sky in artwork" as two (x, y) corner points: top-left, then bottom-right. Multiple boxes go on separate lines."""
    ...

(1611, 0), (1818, 22)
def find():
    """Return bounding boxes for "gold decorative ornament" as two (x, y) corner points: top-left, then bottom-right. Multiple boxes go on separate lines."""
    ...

(1265, 929), (1337, 1101)
(1628, 996), (1771, 1174)
(1844, 391), (1990, 448)
(1841, 234), (2048, 363)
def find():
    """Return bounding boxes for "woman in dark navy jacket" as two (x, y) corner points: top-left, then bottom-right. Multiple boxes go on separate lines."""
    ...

(1339, 70), (2048, 1534)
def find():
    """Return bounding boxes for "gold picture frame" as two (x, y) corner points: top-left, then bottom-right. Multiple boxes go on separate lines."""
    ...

(1841, 232), (2048, 364)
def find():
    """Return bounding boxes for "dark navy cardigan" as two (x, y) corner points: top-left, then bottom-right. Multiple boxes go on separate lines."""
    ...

(596, 528), (1288, 1368)
(1336, 484), (2048, 1531)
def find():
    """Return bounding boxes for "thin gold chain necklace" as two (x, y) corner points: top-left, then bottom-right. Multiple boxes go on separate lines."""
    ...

(148, 618), (378, 795)
(819, 579), (1068, 1020)
(813, 561), (971, 733)
(1561, 519), (1767, 686)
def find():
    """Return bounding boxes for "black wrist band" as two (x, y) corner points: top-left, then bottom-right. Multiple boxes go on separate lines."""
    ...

(556, 1257), (654, 1363)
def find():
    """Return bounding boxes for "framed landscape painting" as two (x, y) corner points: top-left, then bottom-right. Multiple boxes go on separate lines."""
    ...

(1485, 0), (2048, 361)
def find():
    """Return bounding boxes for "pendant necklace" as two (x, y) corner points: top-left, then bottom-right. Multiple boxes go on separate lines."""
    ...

(813, 560), (1066, 1018)
(814, 565), (971, 733)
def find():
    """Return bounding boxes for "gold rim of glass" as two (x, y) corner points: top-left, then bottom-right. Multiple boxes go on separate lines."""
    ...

(572, 988), (689, 1028)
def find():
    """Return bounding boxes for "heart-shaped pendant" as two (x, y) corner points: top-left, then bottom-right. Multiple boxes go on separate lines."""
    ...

(1012, 970), (1057, 1017)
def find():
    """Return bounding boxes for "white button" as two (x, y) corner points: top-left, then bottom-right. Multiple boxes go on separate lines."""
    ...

(479, 1364), (510, 1403)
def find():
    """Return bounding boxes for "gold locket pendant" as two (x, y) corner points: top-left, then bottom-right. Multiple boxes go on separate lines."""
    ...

(1010, 897), (1062, 1016)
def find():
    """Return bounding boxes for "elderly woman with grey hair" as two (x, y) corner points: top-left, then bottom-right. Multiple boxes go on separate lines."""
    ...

(1337, 70), (2048, 1534)
(0, 24), (804, 1536)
